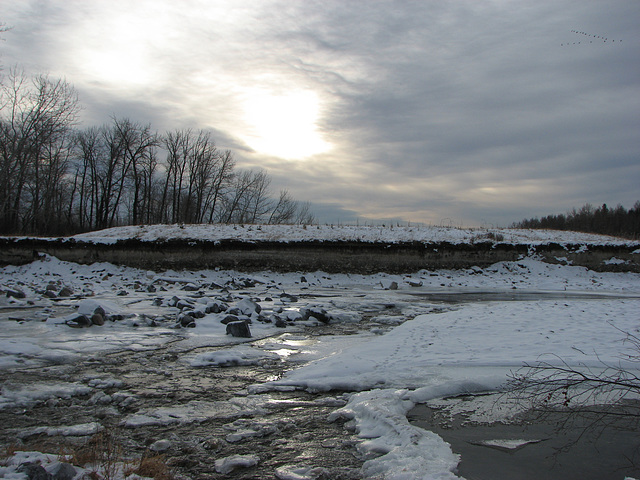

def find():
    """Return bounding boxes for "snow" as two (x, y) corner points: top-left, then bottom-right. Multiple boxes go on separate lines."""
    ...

(1, 225), (639, 479)
(61, 223), (639, 246)
(475, 438), (543, 450)
(328, 389), (461, 480)
(268, 299), (638, 392)
(215, 454), (260, 474)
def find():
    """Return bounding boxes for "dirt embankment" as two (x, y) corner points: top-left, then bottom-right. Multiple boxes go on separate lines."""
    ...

(1, 238), (638, 273)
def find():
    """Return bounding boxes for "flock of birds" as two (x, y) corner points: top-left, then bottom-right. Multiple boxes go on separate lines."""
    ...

(561, 29), (622, 46)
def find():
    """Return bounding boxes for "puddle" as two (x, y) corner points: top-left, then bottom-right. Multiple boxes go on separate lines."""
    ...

(408, 399), (640, 480)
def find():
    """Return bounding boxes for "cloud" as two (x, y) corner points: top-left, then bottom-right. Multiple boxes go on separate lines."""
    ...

(2, 0), (639, 226)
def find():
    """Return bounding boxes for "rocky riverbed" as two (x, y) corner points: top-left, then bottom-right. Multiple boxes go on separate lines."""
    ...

(1, 253), (639, 479)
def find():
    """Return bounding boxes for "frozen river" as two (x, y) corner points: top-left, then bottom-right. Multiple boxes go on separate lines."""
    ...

(1, 255), (639, 479)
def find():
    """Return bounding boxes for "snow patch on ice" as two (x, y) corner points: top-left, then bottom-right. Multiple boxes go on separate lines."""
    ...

(329, 389), (461, 479)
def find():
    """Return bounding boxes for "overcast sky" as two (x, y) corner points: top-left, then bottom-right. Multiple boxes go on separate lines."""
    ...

(2, 0), (639, 226)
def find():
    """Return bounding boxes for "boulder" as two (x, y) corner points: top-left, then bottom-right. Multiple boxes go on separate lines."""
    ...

(380, 280), (398, 290)
(66, 314), (91, 328)
(16, 463), (51, 480)
(280, 293), (298, 303)
(49, 462), (77, 480)
(226, 321), (251, 338)
(178, 313), (196, 328)
(90, 313), (105, 326)
(149, 439), (172, 453)
(6, 288), (26, 299)
(237, 298), (261, 315)
(206, 301), (226, 314)
(220, 315), (239, 325)
(302, 307), (331, 324)
(58, 287), (73, 297)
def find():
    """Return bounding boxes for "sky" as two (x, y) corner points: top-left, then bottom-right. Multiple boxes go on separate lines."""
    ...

(1, 0), (639, 226)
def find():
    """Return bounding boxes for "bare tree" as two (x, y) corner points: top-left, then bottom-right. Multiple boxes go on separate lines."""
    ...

(294, 200), (316, 225)
(205, 149), (235, 223)
(506, 327), (640, 455)
(268, 189), (298, 224)
(220, 169), (272, 224)
(113, 118), (158, 225)
(0, 68), (79, 234)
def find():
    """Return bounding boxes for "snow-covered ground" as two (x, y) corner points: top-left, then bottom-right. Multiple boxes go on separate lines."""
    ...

(68, 223), (637, 246)
(1, 233), (639, 478)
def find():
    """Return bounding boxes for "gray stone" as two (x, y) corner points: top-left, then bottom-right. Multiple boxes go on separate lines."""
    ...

(221, 315), (239, 325)
(50, 462), (77, 480)
(179, 313), (196, 328)
(302, 307), (331, 324)
(58, 287), (73, 297)
(6, 288), (26, 299)
(91, 313), (105, 326)
(150, 439), (172, 452)
(17, 463), (52, 480)
(280, 293), (298, 302)
(237, 298), (261, 315)
(66, 314), (91, 328)
(226, 321), (251, 338)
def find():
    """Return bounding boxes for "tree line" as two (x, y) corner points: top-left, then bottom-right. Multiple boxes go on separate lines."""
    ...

(0, 69), (315, 236)
(512, 201), (640, 239)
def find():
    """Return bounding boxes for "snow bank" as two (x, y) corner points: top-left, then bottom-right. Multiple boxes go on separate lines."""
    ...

(68, 224), (635, 246)
(328, 389), (461, 479)
(267, 299), (639, 393)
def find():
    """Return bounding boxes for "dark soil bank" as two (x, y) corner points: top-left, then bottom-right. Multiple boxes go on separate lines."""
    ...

(2, 238), (639, 273)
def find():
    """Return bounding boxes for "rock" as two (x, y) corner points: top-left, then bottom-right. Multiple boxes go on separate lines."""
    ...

(90, 313), (105, 326)
(184, 309), (206, 319)
(58, 287), (73, 297)
(285, 310), (303, 322)
(206, 301), (226, 314)
(6, 288), (26, 299)
(215, 454), (259, 474)
(49, 462), (77, 480)
(220, 315), (239, 325)
(66, 314), (91, 328)
(183, 283), (200, 291)
(43, 290), (57, 299)
(380, 280), (398, 290)
(146, 284), (157, 293)
(302, 307), (331, 324)
(17, 463), (51, 480)
(408, 280), (423, 287)
(117, 290), (129, 296)
(178, 313), (196, 328)
(274, 316), (287, 328)
(150, 439), (172, 452)
(176, 299), (194, 310)
(300, 276), (307, 283)
(237, 298), (261, 315)
(226, 321), (251, 338)
(280, 293), (298, 303)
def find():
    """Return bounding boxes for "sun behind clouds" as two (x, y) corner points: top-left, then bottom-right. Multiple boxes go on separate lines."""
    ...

(242, 89), (331, 160)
